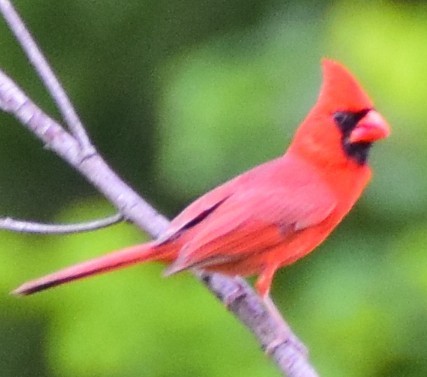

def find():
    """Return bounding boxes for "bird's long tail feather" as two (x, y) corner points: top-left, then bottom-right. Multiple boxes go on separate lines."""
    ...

(13, 241), (167, 296)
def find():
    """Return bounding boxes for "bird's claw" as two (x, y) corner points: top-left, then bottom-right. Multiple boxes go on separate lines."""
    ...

(223, 280), (247, 309)
(263, 332), (308, 357)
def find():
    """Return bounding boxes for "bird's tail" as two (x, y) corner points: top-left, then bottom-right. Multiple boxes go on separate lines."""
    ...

(13, 241), (170, 296)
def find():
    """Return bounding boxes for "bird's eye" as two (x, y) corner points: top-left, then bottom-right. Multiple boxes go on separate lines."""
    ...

(333, 112), (347, 125)
(333, 112), (356, 133)
(333, 109), (370, 135)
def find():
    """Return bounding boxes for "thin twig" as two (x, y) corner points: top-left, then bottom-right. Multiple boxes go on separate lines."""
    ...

(0, 213), (124, 234)
(0, 4), (319, 376)
(0, 0), (93, 150)
(0, 67), (169, 238)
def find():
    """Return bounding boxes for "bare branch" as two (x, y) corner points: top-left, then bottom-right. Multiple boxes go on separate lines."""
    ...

(0, 68), (169, 238)
(0, 4), (320, 376)
(0, 213), (124, 234)
(0, 0), (93, 150)
(202, 273), (319, 377)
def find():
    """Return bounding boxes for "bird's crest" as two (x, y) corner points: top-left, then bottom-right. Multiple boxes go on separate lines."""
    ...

(318, 59), (373, 113)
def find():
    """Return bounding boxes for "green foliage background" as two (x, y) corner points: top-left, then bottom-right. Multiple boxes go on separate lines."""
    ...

(0, 1), (425, 376)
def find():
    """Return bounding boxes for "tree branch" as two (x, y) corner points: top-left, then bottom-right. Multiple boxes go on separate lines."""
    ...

(0, 2), (319, 376)
(0, 0), (92, 149)
(0, 213), (124, 234)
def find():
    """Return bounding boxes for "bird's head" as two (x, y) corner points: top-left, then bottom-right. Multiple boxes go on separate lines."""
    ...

(290, 59), (390, 166)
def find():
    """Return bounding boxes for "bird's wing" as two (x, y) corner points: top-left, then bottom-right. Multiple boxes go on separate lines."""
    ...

(163, 156), (337, 273)
(157, 157), (285, 244)
(155, 177), (236, 245)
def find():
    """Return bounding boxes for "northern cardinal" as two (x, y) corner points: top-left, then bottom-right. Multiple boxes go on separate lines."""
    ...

(13, 59), (390, 298)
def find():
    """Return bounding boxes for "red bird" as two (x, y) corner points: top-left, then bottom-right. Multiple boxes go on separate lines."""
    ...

(14, 59), (390, 299)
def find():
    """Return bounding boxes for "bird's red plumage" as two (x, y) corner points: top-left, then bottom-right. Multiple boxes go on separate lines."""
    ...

(13, 59), (390, 297)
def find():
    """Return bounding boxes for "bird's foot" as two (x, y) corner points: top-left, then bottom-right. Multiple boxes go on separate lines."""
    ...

(263, 331), (308, 357)
(197, 271), (247, 309)
(262, 295), (308, 357)
(222, 277), (247, 308)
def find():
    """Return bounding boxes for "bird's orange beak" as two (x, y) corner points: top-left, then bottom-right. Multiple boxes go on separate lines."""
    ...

(349, 110), (391, 143)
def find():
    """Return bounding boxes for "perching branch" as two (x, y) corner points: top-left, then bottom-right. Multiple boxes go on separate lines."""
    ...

(0, 1), (319, 376)
(0, 213), (124, 234)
